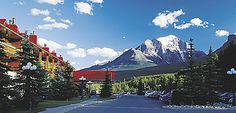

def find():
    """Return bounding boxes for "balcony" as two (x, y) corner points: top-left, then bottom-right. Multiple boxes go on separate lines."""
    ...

(0, 41), (19, 55)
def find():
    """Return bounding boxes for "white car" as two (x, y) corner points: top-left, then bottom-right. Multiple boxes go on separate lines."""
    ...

(228, 97), (236, 103)
(145, 90), (154, 97)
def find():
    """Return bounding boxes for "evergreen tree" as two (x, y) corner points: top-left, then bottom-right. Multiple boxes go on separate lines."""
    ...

(14, 39), (49, 108)
(63, 61), (78, 100)
(204, 47), (221, 104)
(50, 67), (66, 100)
(33, 62), (51, 101)
(0, 31), (15, 111)
(218, 42), (236, 105)
(137, 79), (144, 95)
(182, 38), (195, 104)
(100, 71), (112, 98)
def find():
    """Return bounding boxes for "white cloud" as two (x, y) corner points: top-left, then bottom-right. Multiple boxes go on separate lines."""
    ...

(152, 9), (185, 28)
(87, 47), (118, 58)
(94, 60), (108, 65)
(13, 1), (24, 5)
(37, 22), (70, 30)
(67, 48), (87, 58)
(190, 18), (208, 28)
(174, 23), (192, 30)
(36, 0), (64, 5)
(43, 16), (56, 23)
(30, 8), (50, 16)
(61, 19), (73, 25)
(37, 38), (78, 52)
(122, 36), (126, 39)
(89, 0), (104, 4)
(65, 43), (77, 49)
(37, 38), (63, 51)
(74, 2), (93, 15)
(216, 30), (229, 37)
(174, 18), (208, 30)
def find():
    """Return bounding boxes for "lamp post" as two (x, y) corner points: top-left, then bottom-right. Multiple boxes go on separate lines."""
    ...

(227, 68), (236, 106)
(87, 81), (93, 98)
(172, 81), (177, 90)
(22, 62), (37, 111)
(79, 76), (86, 99)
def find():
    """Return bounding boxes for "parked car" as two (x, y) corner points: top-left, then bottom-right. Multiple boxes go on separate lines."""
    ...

(228, 94), (236, 103)
(144, 90), (154, 97)
(148, 91), (161, 99)
(219, 92), (233, 103)
(159, 91), (172, 104)
(228, 97), (236, 103)
(90, 90), (97, 95)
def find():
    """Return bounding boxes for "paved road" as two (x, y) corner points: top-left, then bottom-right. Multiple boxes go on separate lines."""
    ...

(67, 95), (236, 113)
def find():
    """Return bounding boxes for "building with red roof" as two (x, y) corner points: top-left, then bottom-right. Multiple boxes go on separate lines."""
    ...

(0, 18), (67, 78)
(73, 70), (116, 82)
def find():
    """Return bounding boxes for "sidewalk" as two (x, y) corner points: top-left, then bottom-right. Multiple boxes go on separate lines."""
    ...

(39, 98), (100, 113)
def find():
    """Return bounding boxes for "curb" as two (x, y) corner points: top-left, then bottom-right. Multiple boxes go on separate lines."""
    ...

(39, 98), (99, 113)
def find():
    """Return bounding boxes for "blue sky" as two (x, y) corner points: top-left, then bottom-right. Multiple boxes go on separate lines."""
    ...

(1, 0), (236, 69)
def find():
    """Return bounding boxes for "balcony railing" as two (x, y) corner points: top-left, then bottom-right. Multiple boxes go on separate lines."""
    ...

(0, 41), (19, 55)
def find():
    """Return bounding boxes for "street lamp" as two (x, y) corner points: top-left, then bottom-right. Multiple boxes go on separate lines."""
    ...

(227, 68), (236, 106)
(87, 81), (93, 98)
(79, 76), (86, 99)
(172, 81), (177, 90)
(22, 62), (37, 111)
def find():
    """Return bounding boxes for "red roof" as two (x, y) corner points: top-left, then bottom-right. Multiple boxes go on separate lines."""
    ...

(51, 51), (58, 61)
(0, 18), (67, 66)
(73, 70), (116, 81)
(42, 47), (49, 52)
(0, 19), (7, 25)
(7, 24), (20, 33)
(29, 35), (37, 44)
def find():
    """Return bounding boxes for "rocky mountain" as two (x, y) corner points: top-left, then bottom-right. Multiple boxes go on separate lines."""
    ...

(84, 35), (206, 71)
(215, 34), (236, 53)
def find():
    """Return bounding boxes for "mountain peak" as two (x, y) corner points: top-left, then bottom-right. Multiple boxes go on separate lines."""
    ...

(156, 35), (179, 46)
(155, 35), (187, 53)
(84, 35), (206, 71)
(228, 34), (236, 42)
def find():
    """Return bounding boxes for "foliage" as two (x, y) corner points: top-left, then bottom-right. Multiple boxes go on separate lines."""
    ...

(174, 46), (224, 105)
(0, 31), (16, 111)
(218, 42), (236, 92)
(14, 39), (50, 109)
(50, 62), (79, 100)
(112, 73), (176, 94)
(100, 72), (112, 98)
(63, 62), (79, 100)
(137, 79), (144, 95)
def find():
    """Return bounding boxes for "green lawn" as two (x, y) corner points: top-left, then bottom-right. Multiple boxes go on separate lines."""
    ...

(10, 97), (89, 113)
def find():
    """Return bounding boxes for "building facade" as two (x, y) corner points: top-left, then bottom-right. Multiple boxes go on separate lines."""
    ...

(73, 70), (116, 82)
(0, 18), (66, 78)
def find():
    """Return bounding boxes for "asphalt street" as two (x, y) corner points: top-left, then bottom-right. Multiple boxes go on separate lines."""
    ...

(66, 94), (236, 113)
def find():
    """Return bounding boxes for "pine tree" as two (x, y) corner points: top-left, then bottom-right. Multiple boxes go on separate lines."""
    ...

(32, 62), (51, 101)
(0, 31), (15, 111)
(100, 71), (112, 98)
(137, 79), (144, 95)
(14, 39), (49, 108)
(50, 67), (66, 100)
(14, 39), (36, 109)
(203, 47), (221, 104)
(63, 61), (78, 100)
(218, 42), (236, 105)
(182, 38), (195, 104)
